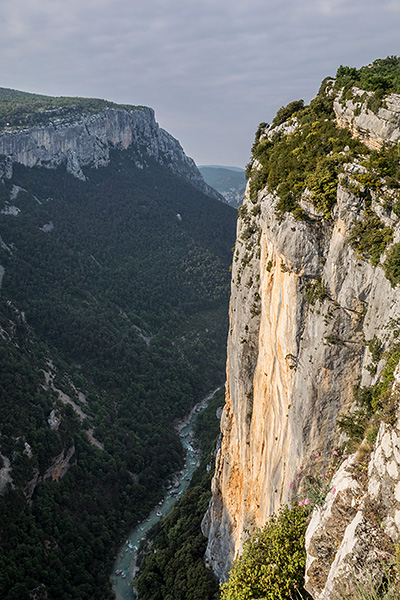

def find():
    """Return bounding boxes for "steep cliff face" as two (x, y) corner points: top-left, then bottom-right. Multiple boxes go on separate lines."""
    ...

(0, 104), (221, 199)
(305, 390), (400, 599)
(204, 78), (400, 585)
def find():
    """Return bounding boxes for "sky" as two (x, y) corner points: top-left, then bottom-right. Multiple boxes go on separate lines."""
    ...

(0, 0), (399, 168)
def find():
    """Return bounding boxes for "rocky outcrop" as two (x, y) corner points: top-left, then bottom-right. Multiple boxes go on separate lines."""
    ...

(204, 87), (400, 584)
(0, 107), (221, 200)
(23, 446), (76, 503)
(305, 367), (400, 599)
(334, 87), (400, 150)
(42, 446), (76, 482)
(0, 454), (12, 493)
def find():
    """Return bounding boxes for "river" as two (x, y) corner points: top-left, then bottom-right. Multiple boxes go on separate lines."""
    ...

(111, 386), (222, 600)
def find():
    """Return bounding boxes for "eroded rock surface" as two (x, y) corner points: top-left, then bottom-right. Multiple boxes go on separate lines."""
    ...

(334, 88), (400, 150)
(0, 107), (221, 200)
(204, 87), (400, 583)
(305, 380), (400, 600)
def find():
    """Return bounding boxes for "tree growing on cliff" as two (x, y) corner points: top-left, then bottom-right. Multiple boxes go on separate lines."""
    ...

(220, 505), (310, 600)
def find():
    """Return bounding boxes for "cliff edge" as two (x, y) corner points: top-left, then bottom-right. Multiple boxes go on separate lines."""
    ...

(203, 57), (400, 595)
(0, 90), (221, 200)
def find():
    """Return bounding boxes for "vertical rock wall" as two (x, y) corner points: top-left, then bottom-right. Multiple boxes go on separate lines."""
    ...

(0, 107), (221, 199)
(305, 367), (400, 600)
(203, 89), (400, 582)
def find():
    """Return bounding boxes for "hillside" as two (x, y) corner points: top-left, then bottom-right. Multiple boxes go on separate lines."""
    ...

(204, 56), (400, 599)
(0, 92), (237, 599)
(199, 166), (246, 208)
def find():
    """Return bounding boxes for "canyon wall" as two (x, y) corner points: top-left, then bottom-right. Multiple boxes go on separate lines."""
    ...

(305, 376), (400, 599)
(203, 86), (400, 586)
(0, 106), (221, 199)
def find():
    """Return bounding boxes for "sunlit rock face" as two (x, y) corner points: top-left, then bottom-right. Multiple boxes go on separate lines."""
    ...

(0, 107), (221, 199)
(203, 88), (400, 583)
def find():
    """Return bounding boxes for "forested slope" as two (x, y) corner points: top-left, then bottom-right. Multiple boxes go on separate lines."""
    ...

(0, 136), (236, 599)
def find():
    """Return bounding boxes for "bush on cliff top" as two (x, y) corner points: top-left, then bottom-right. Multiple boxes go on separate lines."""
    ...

(272, 100), (304, 128)
(249, 97), (366, 218)
(384, 243), (400, 287)
(347, 215), (393, 266)
(0, 87), (139, 130)
(335, 56), (400, 95)
(220, 505), (310, 600)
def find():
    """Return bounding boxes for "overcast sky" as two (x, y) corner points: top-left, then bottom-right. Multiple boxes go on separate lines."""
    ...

(1, 0), (399, 167)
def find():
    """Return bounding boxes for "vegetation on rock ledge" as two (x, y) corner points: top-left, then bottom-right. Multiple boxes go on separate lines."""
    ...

(0, 87), (140, 130)
(220, 505), (310, 600)
(248, 93), (367, 219)
(335, 56), (400, 96)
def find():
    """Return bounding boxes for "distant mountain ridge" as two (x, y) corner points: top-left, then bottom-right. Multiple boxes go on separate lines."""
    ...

(199, 165), (246, 208)
(199, 164), (245, 172)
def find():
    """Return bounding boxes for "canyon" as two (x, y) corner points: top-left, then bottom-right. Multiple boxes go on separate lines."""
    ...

(0, 89), (236, 600)
(0, 100), (221, 200)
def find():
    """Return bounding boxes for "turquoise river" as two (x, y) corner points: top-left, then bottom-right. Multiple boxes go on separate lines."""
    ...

(111, 387), (222, 600)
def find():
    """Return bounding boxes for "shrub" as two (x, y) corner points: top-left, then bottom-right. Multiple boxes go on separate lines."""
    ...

(340, 551), (400, 599)
(347, 216), (393, 266)
(368, 335), (383, 363)
(384, 242), (400, 286)
(251, 122), (269, 153)
(366, 88), (387, 114)
(359, 144), (400, 191)
(306, 157), (340, 218)
(338, 342), (400, 449)
(372, 342), (400, 410)
(220, 505), (310, 600)
(304, 276), (327, 305)
(272, 100), (304, 127)
(338, 386), (374, 449)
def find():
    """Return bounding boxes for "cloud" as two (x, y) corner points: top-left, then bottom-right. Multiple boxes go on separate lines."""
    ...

(0, 0), (399, 165)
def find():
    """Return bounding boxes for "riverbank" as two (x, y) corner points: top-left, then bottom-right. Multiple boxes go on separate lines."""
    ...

(111, 386), (223, 600)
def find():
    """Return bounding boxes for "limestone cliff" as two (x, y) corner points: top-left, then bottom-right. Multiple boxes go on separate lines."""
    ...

(305, 392), (400, 599)
(0, 101), (221, 200)
(333, 87), (400, 150)
(203, 71), (400, 589)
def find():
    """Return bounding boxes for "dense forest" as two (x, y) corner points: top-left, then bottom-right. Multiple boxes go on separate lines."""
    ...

(0, 143), (236, 599)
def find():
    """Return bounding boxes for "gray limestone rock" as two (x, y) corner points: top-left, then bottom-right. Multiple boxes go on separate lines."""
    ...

(204, 89), (400, 589)
(334, 87), (400, 150)
(0, 107), (222, 201)
(305, 383), (400, 600)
